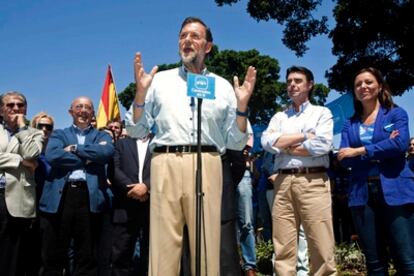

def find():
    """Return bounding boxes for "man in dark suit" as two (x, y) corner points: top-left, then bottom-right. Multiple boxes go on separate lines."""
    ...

(39, 96), (114, 275)
(110, 134), (151, 276)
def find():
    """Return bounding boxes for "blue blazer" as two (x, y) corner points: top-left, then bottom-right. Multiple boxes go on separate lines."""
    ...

(340, 106), (414, 207)
(39, 126), (114, 213)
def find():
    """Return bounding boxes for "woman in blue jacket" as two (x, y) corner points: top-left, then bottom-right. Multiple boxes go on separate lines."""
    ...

(338, 67), (414, 275)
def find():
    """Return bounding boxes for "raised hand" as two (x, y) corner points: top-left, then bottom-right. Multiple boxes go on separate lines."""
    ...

(10, 114), (26, 129)
(134, 52), (158, 97)
(233, 66), (257, 110)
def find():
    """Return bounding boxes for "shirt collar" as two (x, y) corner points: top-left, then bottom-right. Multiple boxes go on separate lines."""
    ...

(72, 124), (92, 135)
(179, 65), (209, 79)
(288, 100), (310, 115)
(3, 123), (18, 136)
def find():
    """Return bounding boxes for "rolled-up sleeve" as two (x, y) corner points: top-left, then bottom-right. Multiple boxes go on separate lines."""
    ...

(223, 86), (248, 151)
(302, 107), (333, 156)
(261, 114), (283, 155)
(125, 87), (155, 139)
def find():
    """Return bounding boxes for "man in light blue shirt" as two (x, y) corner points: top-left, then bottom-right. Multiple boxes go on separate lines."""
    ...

(126, 17), (256, 276)
(262, 66), (336, 276)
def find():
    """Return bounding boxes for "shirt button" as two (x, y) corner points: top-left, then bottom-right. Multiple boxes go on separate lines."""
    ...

(189, 117), (192, 120)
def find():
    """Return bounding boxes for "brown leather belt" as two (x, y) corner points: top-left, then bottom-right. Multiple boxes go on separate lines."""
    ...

(278, 166), (327, 175)
(367, 176), (380, 181)
(154, 145), (217, 153)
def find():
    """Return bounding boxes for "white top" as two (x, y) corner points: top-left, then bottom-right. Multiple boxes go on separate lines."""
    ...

(136, 137), (149, 183)
(125, 66), (247, 154)
(261, 101), (333, 170)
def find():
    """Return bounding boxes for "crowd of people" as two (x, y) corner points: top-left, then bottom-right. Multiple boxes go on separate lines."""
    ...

(1, 16), (414, 276)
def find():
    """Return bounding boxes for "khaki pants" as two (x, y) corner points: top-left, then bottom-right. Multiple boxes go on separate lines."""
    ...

(271, 173), (337, 276)
(149, 152), (222, 276)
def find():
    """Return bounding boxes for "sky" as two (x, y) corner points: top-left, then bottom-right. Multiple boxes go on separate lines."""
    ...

(1, 0), (413, 147)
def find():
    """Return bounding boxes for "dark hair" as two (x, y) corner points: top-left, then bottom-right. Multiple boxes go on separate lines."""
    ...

(286, 66), (314, 82)
(106, 119), (123, 129)
(179, 17), (213, 42)
(351, 67), (394, 119)
(99, 126), (116, 142)
(285, 66), (314, 95)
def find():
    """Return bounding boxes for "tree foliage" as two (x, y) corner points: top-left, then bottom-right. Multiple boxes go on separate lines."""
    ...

(118, 45), (329, 125)
(326, 0), (414, 95)
(215, 0), (329, 57)
(215, 0), (414, 95)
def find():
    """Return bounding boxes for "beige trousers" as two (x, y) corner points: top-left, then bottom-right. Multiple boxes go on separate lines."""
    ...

(272, 172), (337, 276)
(149, 152), (222, 276)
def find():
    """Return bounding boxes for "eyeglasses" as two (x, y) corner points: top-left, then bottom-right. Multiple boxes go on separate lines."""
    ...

(37, 123), (53, 131)
(5, 102), (25, 109)
(73, 104), (93, 111)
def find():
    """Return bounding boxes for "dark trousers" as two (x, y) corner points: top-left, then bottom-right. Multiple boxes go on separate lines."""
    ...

(21, 218), (43, 276)
(220, 219), (241, 276)
(351, 180), (414, 276)
(41, 184), (100, 276)
(332, 195), (353, 244)
(98, 211), (113, 276)
(220, 154), (242, 276)
(111, 202), (149, 276)
(0, 190), (32, 276)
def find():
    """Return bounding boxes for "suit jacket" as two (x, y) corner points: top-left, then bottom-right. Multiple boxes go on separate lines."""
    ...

(110, 137), (151, 223)
(39, 125), (114, 213)
(0, 124), (43, 218)
(340, 106), (414, 206)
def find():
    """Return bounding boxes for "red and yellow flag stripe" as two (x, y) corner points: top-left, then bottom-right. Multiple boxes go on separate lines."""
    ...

(96, 65), (121, 129)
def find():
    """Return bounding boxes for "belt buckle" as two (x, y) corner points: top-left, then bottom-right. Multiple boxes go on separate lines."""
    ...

(181, 145), (188, 153)
(305, 167), (310, 174)
(69, 181), (84, 188)
(70, 182), (79, 188)
(173, 145), (183, 154)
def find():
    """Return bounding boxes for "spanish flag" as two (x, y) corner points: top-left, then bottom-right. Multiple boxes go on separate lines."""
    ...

(96, 65), (121, 129)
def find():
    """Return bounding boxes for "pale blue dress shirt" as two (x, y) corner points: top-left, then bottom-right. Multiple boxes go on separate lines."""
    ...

(125, 66), (247, 153)
(67, 125), (91, 181)
(261, 101), (333, 170)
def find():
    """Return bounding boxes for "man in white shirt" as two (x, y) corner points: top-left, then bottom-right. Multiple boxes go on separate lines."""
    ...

(262, 66), (336, 276)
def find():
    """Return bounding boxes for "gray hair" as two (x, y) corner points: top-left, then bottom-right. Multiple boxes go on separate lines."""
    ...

(0, 91), (27, 107)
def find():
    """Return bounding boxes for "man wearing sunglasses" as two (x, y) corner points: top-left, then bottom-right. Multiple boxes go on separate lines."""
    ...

(0, 91), (44, 276)
(39, 96), (114, 275)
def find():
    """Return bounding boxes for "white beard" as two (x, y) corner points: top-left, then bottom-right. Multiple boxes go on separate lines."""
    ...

(180, 51), (197, 66)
